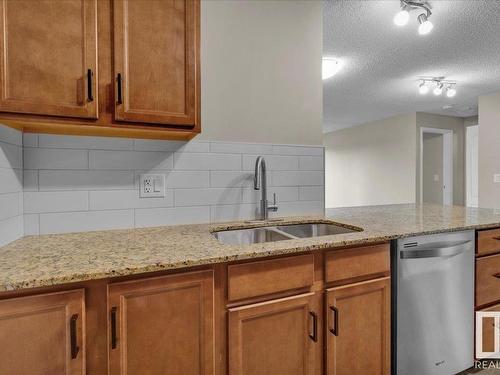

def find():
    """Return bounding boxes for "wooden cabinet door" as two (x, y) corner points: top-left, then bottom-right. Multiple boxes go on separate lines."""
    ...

(0, 0), (98, 118)
(113, 0), (200, 126)
(0, 289), (86, 375)
(228, 292), (320, 375)
(108, 270), (214, 375)
(326, 277), (390, 375)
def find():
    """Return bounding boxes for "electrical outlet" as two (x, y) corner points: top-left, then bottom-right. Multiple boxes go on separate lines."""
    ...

(494, 174), (500, 183)
(140, 174), (165, 198)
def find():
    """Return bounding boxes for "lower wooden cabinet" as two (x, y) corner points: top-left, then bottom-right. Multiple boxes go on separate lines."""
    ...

(326, 277), (391, 375)
(107, 270), (214, 375)
(228, 292), (320, 375)
(0, 289), (85, 375)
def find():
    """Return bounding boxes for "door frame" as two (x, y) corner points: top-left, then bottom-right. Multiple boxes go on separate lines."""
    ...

(465, 124), (479, 207)
(419, 127), (453, 205)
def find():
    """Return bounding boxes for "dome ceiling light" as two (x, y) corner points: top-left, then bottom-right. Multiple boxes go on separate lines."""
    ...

(394, 0), (433, 36)
(417, 78), (457, 98)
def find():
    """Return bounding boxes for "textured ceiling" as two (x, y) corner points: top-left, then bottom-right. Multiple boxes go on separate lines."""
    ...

(323, 0), (500, 133)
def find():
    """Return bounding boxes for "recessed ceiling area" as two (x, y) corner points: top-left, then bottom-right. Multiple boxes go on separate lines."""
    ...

(323, 0), (500, 133)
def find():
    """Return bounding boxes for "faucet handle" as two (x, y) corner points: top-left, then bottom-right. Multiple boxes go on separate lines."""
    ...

(268, 193), (278, 212)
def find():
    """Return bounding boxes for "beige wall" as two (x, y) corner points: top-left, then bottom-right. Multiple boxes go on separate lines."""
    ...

(422, 133), (443, 204)
(478, 91), (500, 209)
(324, 113), (417, 208)
(199, 0), (323, 145)
(416, 112), (465, 205)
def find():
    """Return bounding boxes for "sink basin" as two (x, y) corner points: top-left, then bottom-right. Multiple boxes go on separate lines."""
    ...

(212, 227), (294, 245)
(212, 222), (362, 245)
(275, 223), (359, 238)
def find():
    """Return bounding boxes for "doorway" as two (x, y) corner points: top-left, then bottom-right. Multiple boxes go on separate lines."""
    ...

(419, 127), (454, 205)
(466, 125), (479, 207)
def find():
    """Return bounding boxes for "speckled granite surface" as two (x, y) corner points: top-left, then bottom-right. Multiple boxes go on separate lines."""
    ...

(1, 204), (500, 291)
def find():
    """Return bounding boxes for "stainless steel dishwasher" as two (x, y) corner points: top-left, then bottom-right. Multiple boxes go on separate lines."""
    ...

(393, 230), (475, 375)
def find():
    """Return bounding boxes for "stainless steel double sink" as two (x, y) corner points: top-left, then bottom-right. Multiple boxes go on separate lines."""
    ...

(212, 222), (362, 245)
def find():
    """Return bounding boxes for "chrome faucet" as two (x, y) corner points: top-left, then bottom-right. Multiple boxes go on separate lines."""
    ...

(254, 156), (278, 220)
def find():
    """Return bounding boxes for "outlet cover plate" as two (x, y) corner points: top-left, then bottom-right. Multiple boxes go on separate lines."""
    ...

(494, 174), (500, 183)
(140, 174), (165, 198)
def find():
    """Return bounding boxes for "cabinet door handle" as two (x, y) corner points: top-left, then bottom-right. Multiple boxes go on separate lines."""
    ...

(493, 236), (500, 241)
(493, 273), (500, 279)
(309, 311), (318, 342)
(116, 73), (123, 104)
(111, 307), (117, 349)
(70, 314), (79, 359)
(87, 69), (94, 102)
(329, 306), (339, 336)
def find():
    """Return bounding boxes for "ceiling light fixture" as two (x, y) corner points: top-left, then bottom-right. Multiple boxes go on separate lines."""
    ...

(322, 57), (342, 80)
(417, 78), (457, 98)
(395, 1), (433, 36)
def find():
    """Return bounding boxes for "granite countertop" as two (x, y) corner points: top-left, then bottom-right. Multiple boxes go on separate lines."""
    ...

(1, 204), (500, 292)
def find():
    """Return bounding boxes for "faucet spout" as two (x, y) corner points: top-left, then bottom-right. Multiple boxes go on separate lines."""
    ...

(253, 156), (277, 220)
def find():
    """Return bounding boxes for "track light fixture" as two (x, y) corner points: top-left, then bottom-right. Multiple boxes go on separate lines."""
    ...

(417, 78), (457, 98)
(394, 0), (433, 36)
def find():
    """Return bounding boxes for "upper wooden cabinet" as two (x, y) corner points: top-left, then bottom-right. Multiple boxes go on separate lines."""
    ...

(108, 270), (214, 375)
(0, 0), (200, 140)
(113, 0), (200, 126)
(0, 289), (85, 375)
(0, 0), (98, 119)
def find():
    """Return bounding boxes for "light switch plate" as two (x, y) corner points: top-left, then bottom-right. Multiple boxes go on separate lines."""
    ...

(494, 174), (500, 183)
(140, 174), (165, 198)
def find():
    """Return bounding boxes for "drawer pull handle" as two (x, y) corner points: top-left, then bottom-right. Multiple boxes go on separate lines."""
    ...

(87, 69), (93, 102)
(111, 307), (117, 349)
(493, 273), (500, 279)
(493, 236), (500, 241)
(329, 306), (339, 336)
(309, 311), (318, 342)
(70, 314), (79, 359)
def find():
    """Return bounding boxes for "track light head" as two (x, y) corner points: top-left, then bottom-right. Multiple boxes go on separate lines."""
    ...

(433, 82), (443, 96)
(446, 86), (457, 98)
(418, 13), (433, 35)
(419, 81), (429, 95)
(394, 9), (410, 26)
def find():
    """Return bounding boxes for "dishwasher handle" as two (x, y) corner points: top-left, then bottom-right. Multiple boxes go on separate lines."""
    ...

(400, 240), (472, 259)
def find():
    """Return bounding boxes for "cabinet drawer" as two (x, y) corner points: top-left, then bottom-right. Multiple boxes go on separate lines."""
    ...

(228, 254), (314, 302)
(325, 243), (390, 285)
(476, 253), (500, 307)
(477, 228), (500, 256)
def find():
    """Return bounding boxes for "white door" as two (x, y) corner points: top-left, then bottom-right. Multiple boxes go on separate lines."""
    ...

(466, 125), (479, 207)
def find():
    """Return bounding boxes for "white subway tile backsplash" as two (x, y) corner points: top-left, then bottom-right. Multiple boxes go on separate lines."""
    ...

(175, 188), (242, 206)
(210, 142), (273, 155)
(209, 171), (254, 188)
(23, 170), (38, 192)
(242, 154), (299, 171)
(174, 152), (241, 170)
(299, 156), (323, 171)
(24, 214), (39, 235)
(0, 216), (23, 247)
(39, 210), (134, 234)
(299, 186), (324, 201)
(89, 189), (174, 210)
(24, 148), (88, 169)
(272, 170), (323, 186)
(0, 192), (23, 221)
(39, 170), (134, 191)
(134, 139), (209, 153)
(0, 133), (324, 238)
(0, 168), (22, 194)
(210, 203), (257, 222)
(0, 124), (22, 146)
(135, 206), (210, 227)
(272, 145), (324, 156)
(0, 140), (22, 169)
(22, 134), (38, 147)
(39, 134), (134, 150)
(89, 150), (173, 170)
(24, 191), (89, 214)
